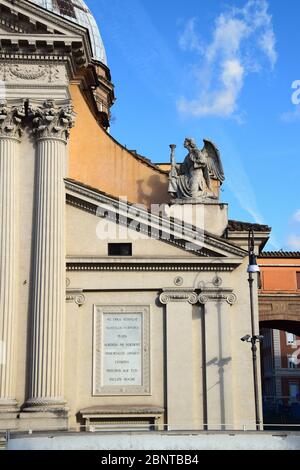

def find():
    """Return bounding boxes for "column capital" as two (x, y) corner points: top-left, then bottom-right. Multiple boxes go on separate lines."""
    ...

(198, 287), (237, 305)
(30, 99), (75, 142)
(0, 99), (25, 140)
(159, 288), (198, 305)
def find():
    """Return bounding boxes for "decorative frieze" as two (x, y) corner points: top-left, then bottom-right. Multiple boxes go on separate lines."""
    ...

(0, 63), (67, 84)
(159, 288), (198, 305)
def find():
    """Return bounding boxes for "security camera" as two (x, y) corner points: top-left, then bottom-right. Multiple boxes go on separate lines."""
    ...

(241, 334), (251, 342)
(255, 335), (264, 343)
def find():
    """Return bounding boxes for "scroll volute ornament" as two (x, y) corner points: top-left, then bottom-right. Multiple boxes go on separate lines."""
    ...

(0, 99), (26, 139)
(31, 100), (75, 141)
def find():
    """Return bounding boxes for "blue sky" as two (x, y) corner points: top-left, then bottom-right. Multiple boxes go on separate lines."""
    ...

(87, 0), (300, 250)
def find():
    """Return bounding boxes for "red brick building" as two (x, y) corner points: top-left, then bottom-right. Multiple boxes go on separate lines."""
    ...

(259, 252), (300, 420)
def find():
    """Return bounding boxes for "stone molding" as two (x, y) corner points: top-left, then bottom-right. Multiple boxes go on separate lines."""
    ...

(159, 288), (198, 305)
(198, 287), (237, 305)
(66, 262), (237, 272)
(23, 397), (67, 411)
(0, 99), (25, 140)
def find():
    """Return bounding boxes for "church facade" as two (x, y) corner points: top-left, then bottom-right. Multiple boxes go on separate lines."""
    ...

(0, 0), (271, 432)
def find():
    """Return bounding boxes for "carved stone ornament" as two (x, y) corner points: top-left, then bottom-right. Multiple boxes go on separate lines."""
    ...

(159, 288), (198, 305)
(0, 64), (64, 84)
(198, 287), (237, 305)
(66, 288), (86, 307)
(0, 99), (26, 139)
(30, 100), (75, 141)
(168, 138), (225, 202)
(174, 276), (184, 287)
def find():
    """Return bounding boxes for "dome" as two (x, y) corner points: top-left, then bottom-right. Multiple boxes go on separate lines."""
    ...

(28, 0), (107, 64)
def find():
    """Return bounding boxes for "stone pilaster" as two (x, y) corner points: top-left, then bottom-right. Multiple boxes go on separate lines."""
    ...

(0, 100), (25, 415)
(199, 286), (237, 430)
(25, 100), (74, 414)
(159, 288), (198, 431)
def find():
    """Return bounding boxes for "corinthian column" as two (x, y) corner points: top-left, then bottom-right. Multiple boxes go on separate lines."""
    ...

(25, 100), (74, 412)
(0, 100), (25, 413)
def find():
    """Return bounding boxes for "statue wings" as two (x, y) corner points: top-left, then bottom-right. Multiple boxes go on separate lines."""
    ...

(202, 139), (225, 183)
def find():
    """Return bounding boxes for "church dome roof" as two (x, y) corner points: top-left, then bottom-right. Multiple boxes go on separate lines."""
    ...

(28, 0), (107, 64)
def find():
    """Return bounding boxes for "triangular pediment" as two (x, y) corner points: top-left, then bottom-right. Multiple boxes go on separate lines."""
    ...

(0, 0), (93, 63)
(65, 179), (247, 268)
(1, 0), (87, 35)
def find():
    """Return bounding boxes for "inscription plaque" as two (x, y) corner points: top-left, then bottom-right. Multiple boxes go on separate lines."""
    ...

(93, 305), (150, 395)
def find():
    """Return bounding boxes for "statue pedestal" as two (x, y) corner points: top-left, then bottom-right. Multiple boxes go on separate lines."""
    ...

(165, 200), (228, 237)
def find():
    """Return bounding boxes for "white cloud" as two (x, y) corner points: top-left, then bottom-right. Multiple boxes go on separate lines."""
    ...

(178, 59), (244, 117)
(287, 235), (300, 250)
(281, 106), (300, 122)
(178, 18), (203, 54)
(259, 29), (277, 68)
(293, 210), (300, 222)
(177, 0), (277, 118)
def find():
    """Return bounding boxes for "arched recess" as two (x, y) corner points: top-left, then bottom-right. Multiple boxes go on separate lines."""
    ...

(260, 320), (300, 336)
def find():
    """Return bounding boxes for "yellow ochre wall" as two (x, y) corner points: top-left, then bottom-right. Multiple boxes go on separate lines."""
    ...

(69, 84), (170, 208)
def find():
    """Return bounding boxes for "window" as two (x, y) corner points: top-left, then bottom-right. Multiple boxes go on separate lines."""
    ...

(286, 332), (296, 345)
(288, 356), (297, 369)
(108, 243), (132, 256)
(289, 383), (299, 399)
(297, 272), (300, 290)
(56, 0), (76, 18)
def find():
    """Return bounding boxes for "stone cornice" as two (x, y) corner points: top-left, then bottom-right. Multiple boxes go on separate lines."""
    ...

(0, 35), (90, 75)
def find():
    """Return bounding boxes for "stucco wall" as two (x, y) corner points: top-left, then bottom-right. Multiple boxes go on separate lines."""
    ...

(68, 85), (170, 208)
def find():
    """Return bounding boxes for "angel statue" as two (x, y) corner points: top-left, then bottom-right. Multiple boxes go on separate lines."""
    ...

(168, 138), (225, 201)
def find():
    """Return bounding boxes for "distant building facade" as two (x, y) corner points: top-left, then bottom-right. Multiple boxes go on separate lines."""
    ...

(259, 252), (300, 420)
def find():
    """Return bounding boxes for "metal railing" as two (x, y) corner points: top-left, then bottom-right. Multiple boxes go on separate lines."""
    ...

(263, 396), (300, 427)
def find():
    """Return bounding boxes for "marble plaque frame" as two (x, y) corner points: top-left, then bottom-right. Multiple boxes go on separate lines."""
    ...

(93, 305), (151, 396)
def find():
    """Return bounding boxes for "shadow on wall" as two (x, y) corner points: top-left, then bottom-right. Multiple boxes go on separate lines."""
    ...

(137, 175), (170, 208)
(202, 301), (232, 431)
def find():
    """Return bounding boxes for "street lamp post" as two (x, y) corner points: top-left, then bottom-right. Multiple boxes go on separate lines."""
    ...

(241, 230), (264, 431)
